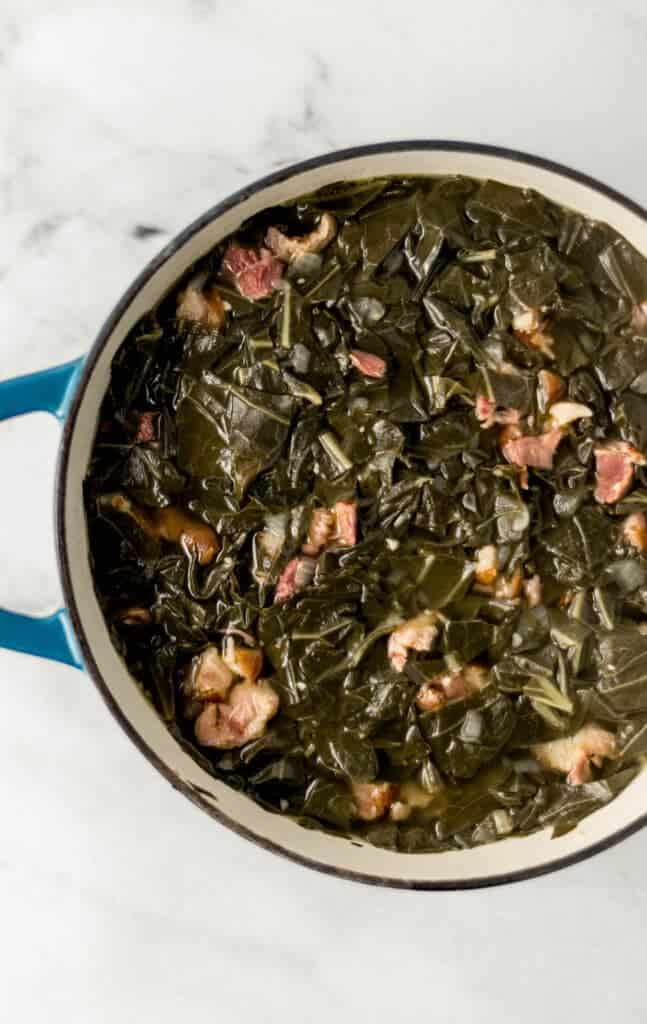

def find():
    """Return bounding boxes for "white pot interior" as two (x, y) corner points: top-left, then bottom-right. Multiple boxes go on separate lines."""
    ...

(60, 146), (647, 885)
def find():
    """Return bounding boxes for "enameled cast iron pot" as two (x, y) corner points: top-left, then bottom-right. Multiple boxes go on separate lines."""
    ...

(3, 142), (647, 889)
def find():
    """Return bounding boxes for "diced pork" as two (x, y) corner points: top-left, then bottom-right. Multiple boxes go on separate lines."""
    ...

(387, 613), (439, 672)
(265, 212), (337, 263)
(513, 308), (542, 335)
(475, 544), (498, 586)
(186, 646), (234, 701)
(176, 283), (226, 329)
(222, 244), (284, 300)
(502, 429), (563, 469)
(106, 494), (219, 565)
(274, 556), (316, 603)
(194, 679), (279, 749)
(475, 394), (496, 426)
(134, 412), (158, 443)
(523, 573), (543, 608)
(416, 664), (489, 712)
(513, 310), (555, 359)
(351, 781), (397, 821)
(332, 500), (357, 547)
(302, 501), (358, 556)
(594, 442), (646, 504)
(222, 639), (263, 683)
(302, 508), (335, 556)
(416, 683), (448, 712)
(389, 801), (412, 822)
(623, 511), (647, 553)
(631, 300), (647, 331)
(349, 349), (387, 379)
(530, 724), (616, 786)
(537, 370), (565, 411)
(496, 566), (524, 600)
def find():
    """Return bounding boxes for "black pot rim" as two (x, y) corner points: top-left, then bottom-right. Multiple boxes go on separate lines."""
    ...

(56, 139), (647, 891)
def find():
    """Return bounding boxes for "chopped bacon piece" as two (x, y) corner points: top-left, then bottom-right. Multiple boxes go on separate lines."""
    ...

(176, 283), (226, 329)
(222, 639), (263, 683)
(332, 500), (357, 547)
(135, 412), (158, 443)
(387, 613), (439, 672)
(416, 664), (489, 713)
(389, 801), (412, 822)
(475, 545), (498, 586)
(623, 511), (647, 553)
(594, 442), (646, 504)
(186, 646), (234, 701)
(265, 212), (337, 262)
(496, 566), (524, 600)
(475, 394), (496, 426)
(502, 429), (563, 469)
(222, 244), (284, 300)
(351, 781), (397, 821)
(632, 300), (647, 331)
(302, 501), (358, 556)
(531, 724), (616, 786)
(349, 349), (387, 379)
(416, 684), (448, 712)
(274, 556), (315, 603)
(537, 370), (565, 411)
(513, 309), (542, 334)
(194, 679), (279, 749)
(513, 309), (555, 359)
(302, 508), (335, 556)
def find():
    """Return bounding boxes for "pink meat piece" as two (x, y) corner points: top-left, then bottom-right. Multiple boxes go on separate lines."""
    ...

(594, 443), (646, 504)
(265, 212), (337, 262)
(632, 300), (647, 331)
(135, 412), (158, 443)
(349, 349), (387, 379)
(416, 665), (489, 712)
(194, 679), (279, 749)
(623, 511), (647, 553)
(186, 646), (234, 701)
(274, 556), (315, 603)
(302, 501), (358, 556)
(475, 394), (496, 424)
(222, 244), (284, 300)
(302, 508), (335, 556)
(332, 501), (357, 546)
(387, 613), (439, 672)
(531, 724), (616, 786)
(502, 429), (563, 469)
(351, 781), (397, 821)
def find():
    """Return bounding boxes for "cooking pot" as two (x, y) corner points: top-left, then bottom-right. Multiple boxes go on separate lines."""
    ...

(3, 142), (646, 888)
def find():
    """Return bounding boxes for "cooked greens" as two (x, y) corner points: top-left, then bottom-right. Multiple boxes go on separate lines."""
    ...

(84, 175), (647, 852)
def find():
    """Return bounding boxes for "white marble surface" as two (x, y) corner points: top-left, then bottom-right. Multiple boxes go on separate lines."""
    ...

(1, 1), (647, 1020)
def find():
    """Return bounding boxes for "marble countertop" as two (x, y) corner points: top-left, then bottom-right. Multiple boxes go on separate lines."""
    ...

(2, 1), (647, 1020)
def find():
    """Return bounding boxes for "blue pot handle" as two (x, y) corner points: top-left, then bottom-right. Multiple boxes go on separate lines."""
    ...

(0, 359), (85, 668)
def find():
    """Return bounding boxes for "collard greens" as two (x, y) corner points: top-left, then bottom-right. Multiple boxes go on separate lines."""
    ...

(85, 175), (647, 853)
